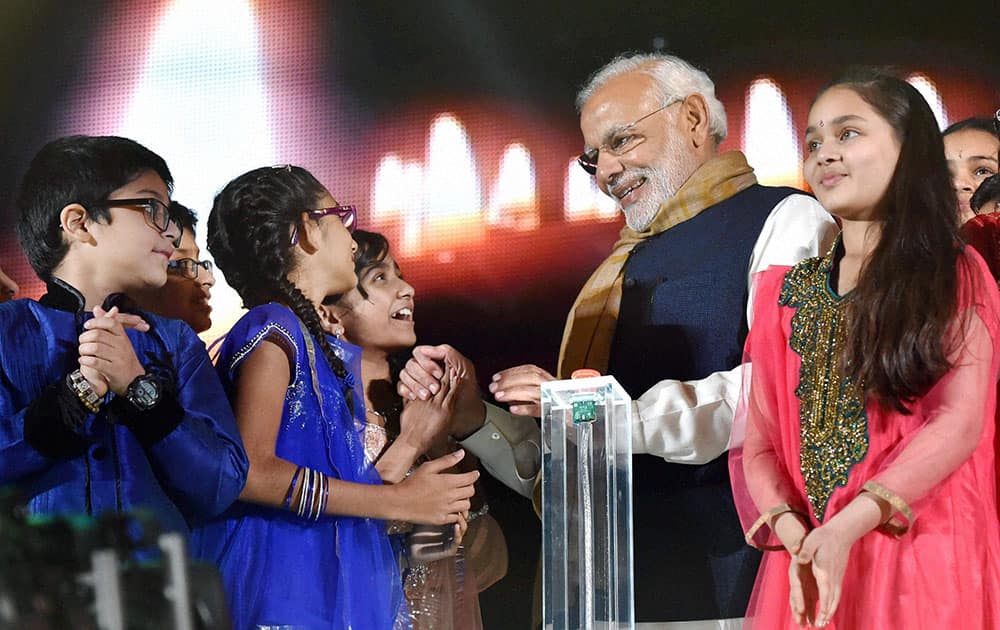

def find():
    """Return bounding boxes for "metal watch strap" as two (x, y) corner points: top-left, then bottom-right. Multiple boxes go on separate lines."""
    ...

(67, 369), (101, 413)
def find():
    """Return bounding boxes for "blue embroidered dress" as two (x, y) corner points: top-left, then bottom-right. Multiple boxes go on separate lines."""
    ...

(0, 279), (248, 536)
(191, 303), (407, 630)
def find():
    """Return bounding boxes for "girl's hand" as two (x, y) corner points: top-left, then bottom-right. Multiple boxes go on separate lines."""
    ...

(454, 510), (469, 548)
(796, 522), (855, 627)
(399, 368), (461, 455)
(788, 553), (819, 627)
(773, 510), (810, 555)
(772, 510), (816, 626)
(394, 449), (479, 525)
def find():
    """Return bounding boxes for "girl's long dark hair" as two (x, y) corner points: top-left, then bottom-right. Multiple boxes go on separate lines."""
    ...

(351, 229), (391, 300)
(207, 165), (351, 384)
(349, 230), (407, 434)
(823, 68), (962, 412)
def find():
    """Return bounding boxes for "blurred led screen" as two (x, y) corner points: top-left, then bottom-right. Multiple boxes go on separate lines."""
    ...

(0, 1), (996, 373)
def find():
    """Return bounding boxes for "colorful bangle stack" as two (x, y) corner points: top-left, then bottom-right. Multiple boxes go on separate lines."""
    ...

(289, 466), (329, 521)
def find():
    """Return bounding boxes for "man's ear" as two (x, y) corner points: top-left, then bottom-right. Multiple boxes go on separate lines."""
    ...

(680, 93), (712, 149)
(59, 204), (95, 245)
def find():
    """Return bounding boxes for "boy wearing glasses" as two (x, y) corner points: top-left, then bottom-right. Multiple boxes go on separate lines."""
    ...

(0, 135), (247, 537)
(130, 201), (216, 334)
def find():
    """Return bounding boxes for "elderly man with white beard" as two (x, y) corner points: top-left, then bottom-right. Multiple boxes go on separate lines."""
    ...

(487, 53), (839, 629)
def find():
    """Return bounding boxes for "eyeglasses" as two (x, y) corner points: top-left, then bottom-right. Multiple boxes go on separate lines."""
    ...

(167, 258), (213, 280)
(290, 204), (358, 246)
(576, 99), (681, 175)
(87, 197), (181, 247)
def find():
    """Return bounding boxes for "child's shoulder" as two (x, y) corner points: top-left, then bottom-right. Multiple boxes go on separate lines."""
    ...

(0, 297), (32, 316)
(0, 297), (46, 330)
(0, 298), (41, 340)
(231, 303), (302, 339)
(216, 303), (304, 369)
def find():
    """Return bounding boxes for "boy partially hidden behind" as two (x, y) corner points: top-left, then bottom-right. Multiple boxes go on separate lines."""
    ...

(130, 201), (216, 334)
(0, 135), (247, 534)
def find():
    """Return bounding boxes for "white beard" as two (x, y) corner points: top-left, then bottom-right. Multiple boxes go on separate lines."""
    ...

(620, 167), (673, 231)
(617, 134), (700, 231)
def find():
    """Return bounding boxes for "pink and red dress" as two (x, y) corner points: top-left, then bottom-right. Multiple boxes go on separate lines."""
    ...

(730, 239), (1000, 629)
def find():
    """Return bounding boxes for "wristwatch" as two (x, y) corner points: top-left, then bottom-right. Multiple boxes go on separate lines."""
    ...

(125, 374), (163, 411)
(67, 369), (102, 413)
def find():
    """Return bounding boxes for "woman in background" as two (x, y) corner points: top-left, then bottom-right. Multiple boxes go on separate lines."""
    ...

(943, 117), (999, 223)
(960, 111), (1000, 515)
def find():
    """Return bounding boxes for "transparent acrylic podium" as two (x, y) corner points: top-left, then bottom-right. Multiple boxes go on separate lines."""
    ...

(541, 374), (634, 630)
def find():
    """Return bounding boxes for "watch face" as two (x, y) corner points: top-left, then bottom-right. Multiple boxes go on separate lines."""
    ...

(130, 376), (161, 409)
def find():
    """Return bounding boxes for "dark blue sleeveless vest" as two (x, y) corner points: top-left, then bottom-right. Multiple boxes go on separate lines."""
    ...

(608, 184), (800, 621)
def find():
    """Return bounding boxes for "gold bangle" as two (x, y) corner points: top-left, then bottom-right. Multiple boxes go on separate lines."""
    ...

(862, 480), (914, 536)
(745, 503), (808, 551)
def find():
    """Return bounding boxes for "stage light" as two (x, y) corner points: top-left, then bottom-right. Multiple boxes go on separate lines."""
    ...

(398, 162), (426, 256)
(423, 114), (483, 252)
(370, 114), (485, 254)
(116, 0), (276, 343)
(372, 154), (426, 256)
(487, 143), (538, 230)
(372, 154), (407, 223)
(743, 77), (801, 187)
(564, 158), (617, 222)
(907, 73), (949, 130)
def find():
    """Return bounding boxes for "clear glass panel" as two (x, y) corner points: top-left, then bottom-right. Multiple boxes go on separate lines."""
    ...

(542, 375), (634, 629)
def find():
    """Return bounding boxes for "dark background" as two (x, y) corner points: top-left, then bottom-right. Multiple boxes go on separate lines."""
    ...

(0, 2), (997, 627)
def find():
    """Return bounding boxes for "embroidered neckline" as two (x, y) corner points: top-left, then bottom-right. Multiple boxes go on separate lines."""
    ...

(779, 238), (869, 521)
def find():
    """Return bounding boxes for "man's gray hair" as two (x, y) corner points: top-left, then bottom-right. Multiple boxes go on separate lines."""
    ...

(576, 53), (728, 144)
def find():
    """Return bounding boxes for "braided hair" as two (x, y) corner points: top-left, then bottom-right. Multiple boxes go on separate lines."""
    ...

(207, 166), (351, 385)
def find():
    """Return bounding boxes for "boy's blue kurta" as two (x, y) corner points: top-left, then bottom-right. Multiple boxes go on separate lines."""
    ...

(0, 279), (248, 534)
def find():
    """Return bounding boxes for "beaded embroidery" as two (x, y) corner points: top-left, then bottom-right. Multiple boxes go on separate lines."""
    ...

(779, 241), (869, 521)
(226, 321), (296, 380)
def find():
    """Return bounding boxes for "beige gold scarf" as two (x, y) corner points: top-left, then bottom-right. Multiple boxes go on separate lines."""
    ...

(556, 150), (758, 378)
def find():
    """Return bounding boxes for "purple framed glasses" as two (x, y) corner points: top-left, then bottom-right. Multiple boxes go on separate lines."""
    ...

(290, 205), (358, 246)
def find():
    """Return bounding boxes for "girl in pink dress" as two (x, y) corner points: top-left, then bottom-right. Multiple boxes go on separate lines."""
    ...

(730, 68), (1000, 629)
